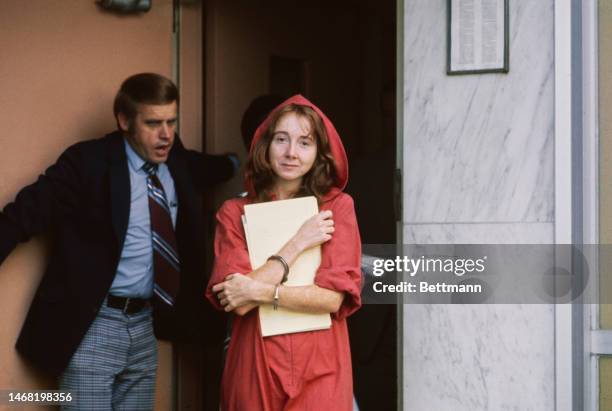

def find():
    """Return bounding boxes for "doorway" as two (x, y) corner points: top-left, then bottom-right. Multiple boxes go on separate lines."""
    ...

(203, 0), (398, 409)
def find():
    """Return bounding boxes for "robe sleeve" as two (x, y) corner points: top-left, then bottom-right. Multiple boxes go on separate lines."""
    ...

(314, 193), (362, 320)
(205, 199), (253, 310)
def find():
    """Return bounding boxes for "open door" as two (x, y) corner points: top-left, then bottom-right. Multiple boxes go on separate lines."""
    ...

(203, 0), (398, 409)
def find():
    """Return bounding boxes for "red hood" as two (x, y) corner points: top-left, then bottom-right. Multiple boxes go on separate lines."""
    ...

(246, 94), (349, 200)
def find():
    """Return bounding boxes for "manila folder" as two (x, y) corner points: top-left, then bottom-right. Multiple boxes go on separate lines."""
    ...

(243, 196), (331, 337)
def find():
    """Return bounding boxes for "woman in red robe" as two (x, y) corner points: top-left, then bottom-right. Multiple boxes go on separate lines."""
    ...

(206, 95), (362, 411)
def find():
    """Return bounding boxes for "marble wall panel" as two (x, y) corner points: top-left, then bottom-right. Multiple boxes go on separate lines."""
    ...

(403, 0), (554, 224)
(400, 0), (556, 409)
(403, 304), (554, 411)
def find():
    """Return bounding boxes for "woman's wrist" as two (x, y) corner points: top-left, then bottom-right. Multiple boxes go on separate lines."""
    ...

(255, 283), (276, 304)
(283, 236), (304, 260)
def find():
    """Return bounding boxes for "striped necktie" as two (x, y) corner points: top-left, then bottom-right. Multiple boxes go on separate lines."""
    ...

(143, 162), (180, 306)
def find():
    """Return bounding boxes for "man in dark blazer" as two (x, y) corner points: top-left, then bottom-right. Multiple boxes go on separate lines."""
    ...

(0, 73), (234, 409)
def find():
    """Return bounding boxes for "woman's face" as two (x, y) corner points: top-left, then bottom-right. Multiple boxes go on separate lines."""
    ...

(268, 112), (318, 187)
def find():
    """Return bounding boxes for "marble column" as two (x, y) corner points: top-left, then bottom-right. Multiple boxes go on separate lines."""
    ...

(402, 0), (555, 409)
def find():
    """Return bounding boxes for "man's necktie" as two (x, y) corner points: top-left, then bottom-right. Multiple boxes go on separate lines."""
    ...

(143, 162), (180, 306)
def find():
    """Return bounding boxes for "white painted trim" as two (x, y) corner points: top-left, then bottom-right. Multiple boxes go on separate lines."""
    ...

(582, 1), (600, 250)
(554, 2), (572, 243)
(555, 306), (573, 411)
(590, 354), (599, 411)
(554, 0), (573, 410)
(591, 331), (612, 354)
(583, 0), (600, 410)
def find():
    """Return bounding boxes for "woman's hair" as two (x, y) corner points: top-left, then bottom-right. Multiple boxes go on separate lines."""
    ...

(245, 103), (337, 202)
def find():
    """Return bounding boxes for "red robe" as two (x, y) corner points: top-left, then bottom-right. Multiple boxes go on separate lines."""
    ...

(206, 95), (362, 411)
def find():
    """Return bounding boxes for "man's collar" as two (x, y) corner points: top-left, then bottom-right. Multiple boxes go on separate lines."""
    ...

(123, 138), (147, 172)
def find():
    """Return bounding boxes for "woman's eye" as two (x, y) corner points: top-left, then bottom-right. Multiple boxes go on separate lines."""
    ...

(273, 135), (287, 143)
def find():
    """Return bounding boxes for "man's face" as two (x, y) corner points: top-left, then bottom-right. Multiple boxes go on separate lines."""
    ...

(119, 102), (177, 164)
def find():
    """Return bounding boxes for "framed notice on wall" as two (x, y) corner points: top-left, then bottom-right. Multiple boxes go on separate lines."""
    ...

(447, 0), (509, 74)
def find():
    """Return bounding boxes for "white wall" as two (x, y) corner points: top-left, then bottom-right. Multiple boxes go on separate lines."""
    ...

(401, 0), (555, 409)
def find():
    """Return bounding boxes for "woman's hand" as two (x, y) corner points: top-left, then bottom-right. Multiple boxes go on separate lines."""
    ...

(292, 210), (334, 251)
(212, 273), (273, 312)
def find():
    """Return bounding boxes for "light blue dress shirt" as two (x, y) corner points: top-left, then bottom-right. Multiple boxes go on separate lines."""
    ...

(109, 139), (178, 298)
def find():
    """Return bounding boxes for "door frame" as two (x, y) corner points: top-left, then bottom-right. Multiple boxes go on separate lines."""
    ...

(395, 0), (405, 408)
(555, 0), (602, 410)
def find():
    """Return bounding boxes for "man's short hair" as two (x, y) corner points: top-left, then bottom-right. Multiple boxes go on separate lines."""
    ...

(113, 73), (179, 124)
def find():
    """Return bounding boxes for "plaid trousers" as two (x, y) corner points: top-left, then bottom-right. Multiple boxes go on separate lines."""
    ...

(59, 299), (158, 410)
